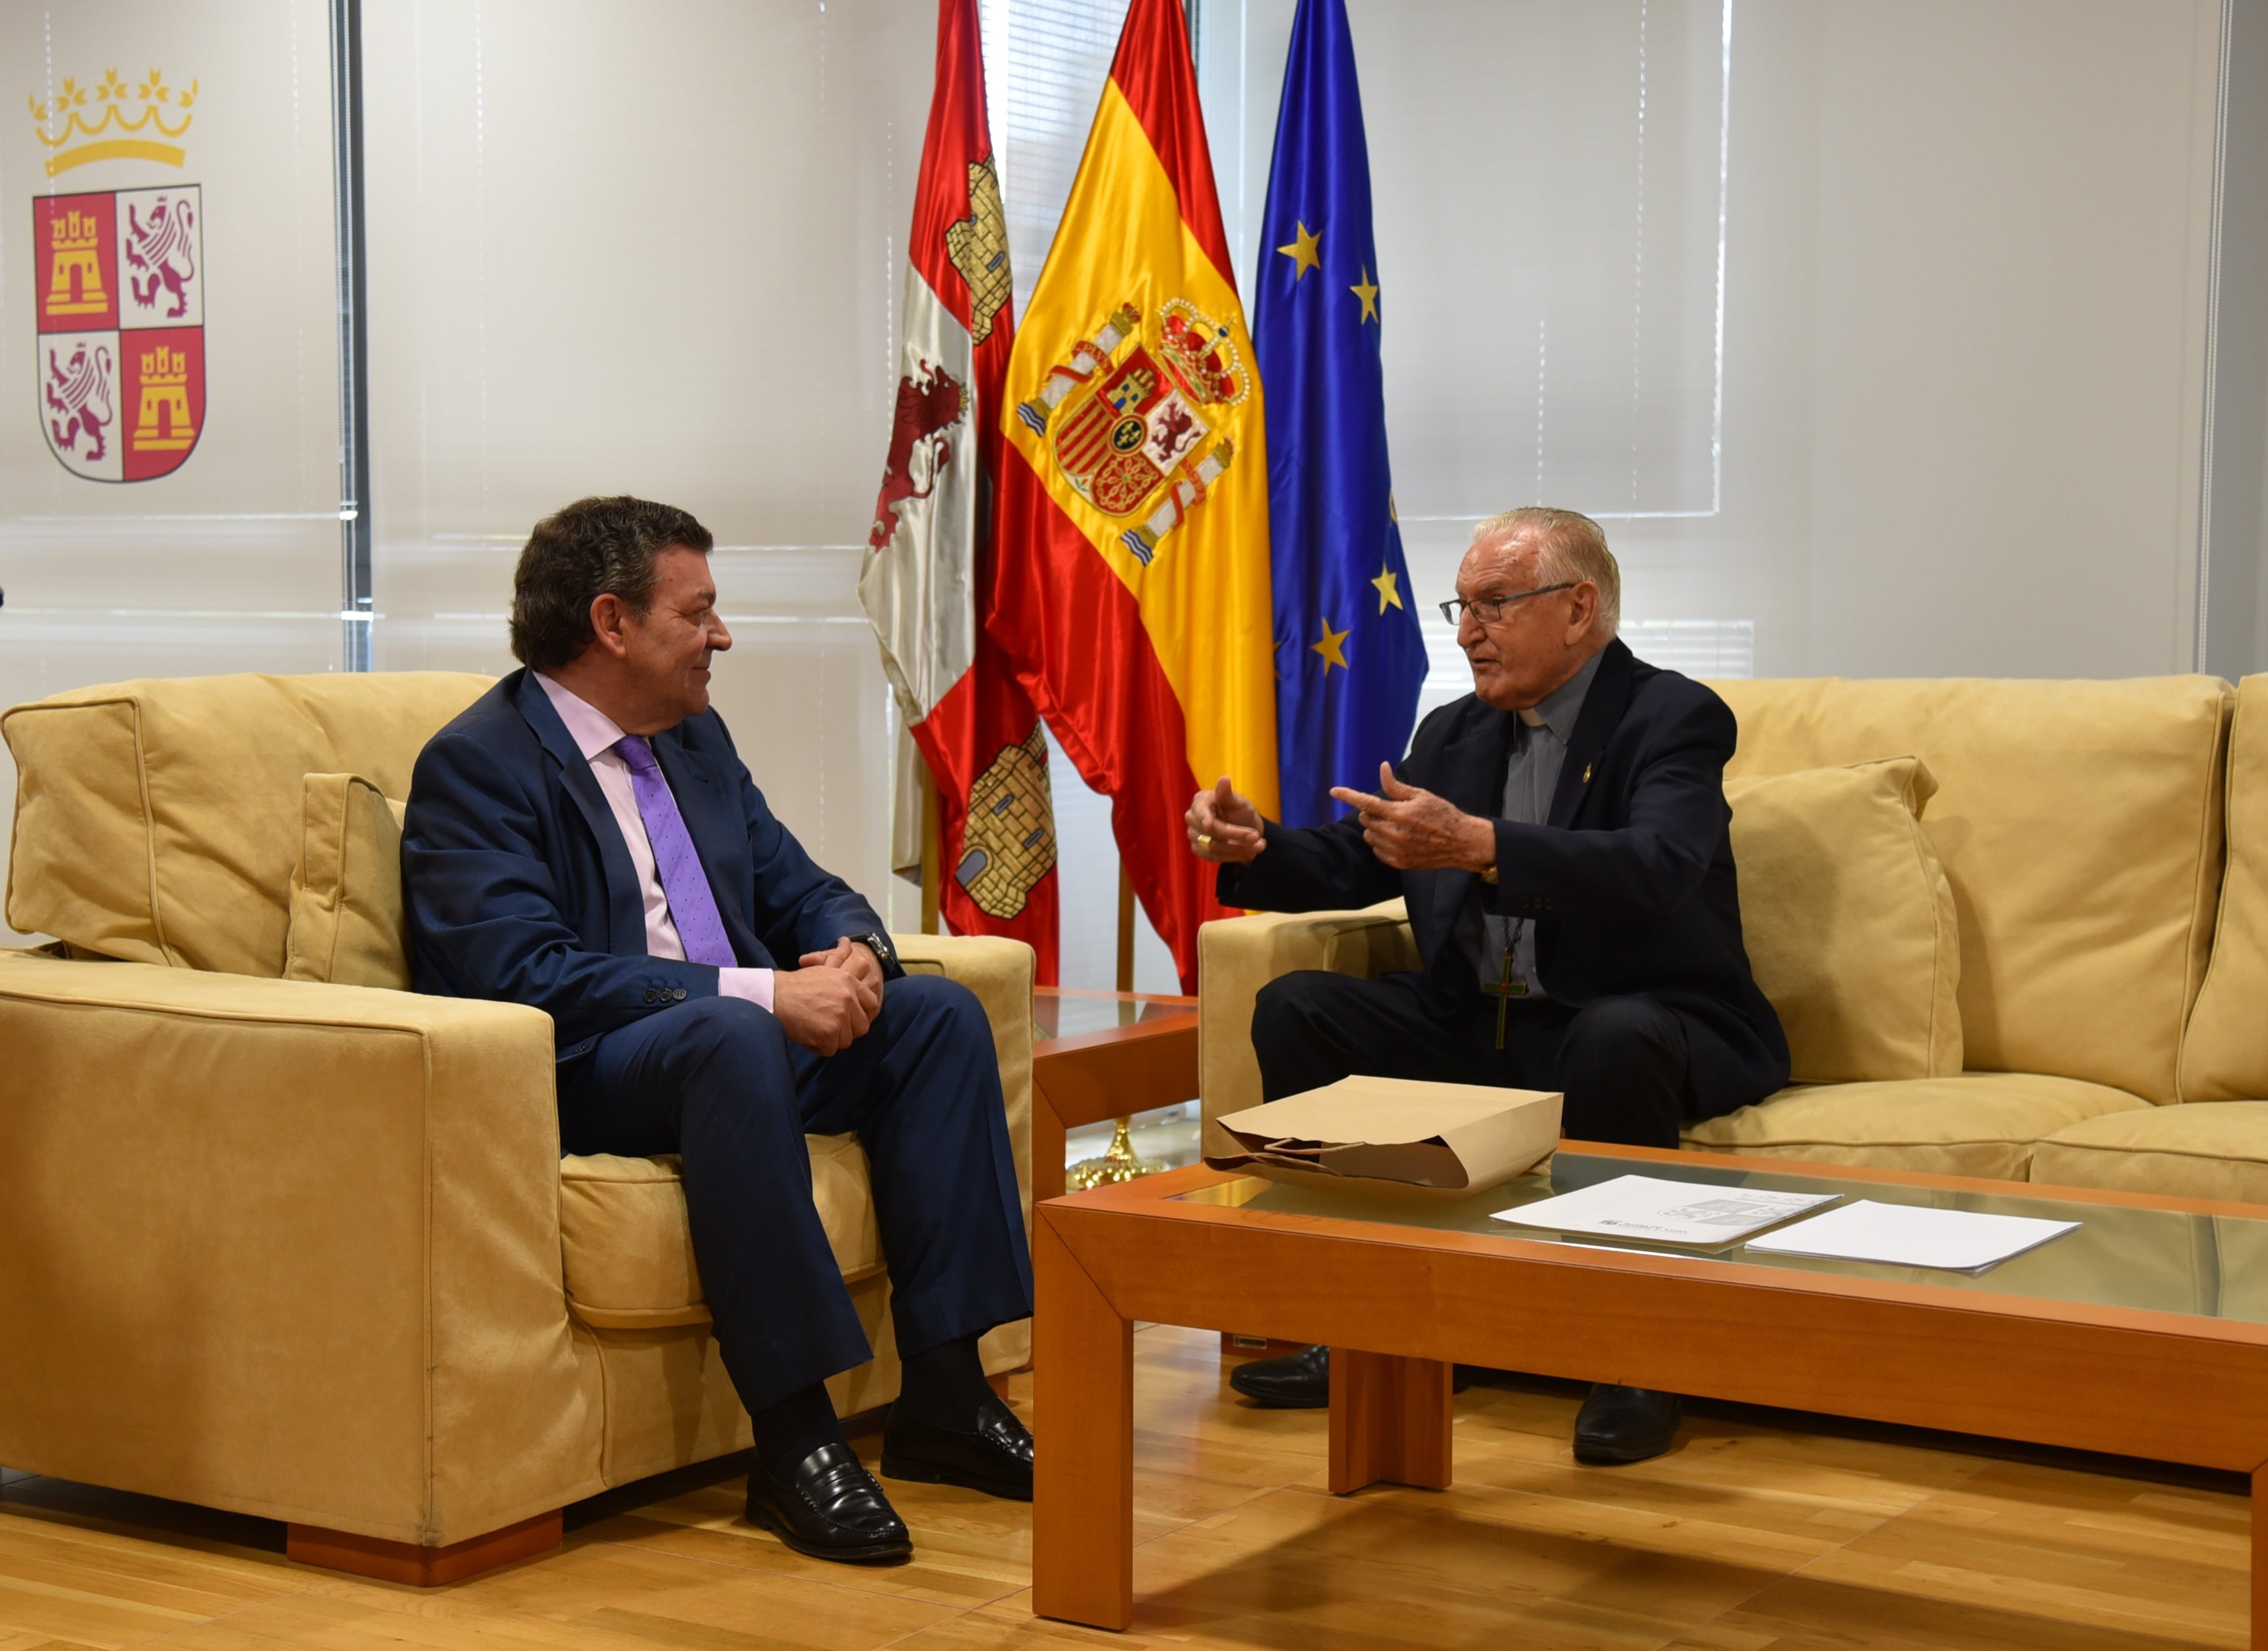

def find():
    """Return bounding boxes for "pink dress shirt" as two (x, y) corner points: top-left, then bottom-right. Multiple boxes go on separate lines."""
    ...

(536, 672), (774, 1011)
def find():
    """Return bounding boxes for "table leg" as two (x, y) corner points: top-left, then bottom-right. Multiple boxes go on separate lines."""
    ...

(1329, 1348), (1454, 1495)
(1031, 1078), (1067, 1205)
(1033, 1216), (1134, 1629)
(2254, 1461), (2267, 1648)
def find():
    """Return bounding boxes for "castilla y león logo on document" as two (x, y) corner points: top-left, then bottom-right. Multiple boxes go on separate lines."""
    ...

(28, 68), (205, 482)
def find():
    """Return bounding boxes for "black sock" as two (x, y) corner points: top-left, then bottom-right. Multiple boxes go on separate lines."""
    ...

(749, 1381), (847, 1479)
(895, 1333), (994, 1430)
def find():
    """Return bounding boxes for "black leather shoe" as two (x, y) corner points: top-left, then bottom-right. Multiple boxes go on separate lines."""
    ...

(1572, 1385), (1682, 1465)
(745, 1443), (912, 1564)
(1228, 1342), (1330, 1408)
(880, 1394), (1035, 1501)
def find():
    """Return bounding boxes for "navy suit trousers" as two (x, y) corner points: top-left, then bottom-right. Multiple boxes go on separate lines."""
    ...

(557, 974), (1034, 1415)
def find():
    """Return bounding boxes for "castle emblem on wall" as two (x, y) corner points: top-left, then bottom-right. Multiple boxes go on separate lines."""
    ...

(28, 71), (205, 482)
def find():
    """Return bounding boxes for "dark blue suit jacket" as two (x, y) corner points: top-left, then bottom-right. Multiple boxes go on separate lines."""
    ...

(402, 668), (893, 1065)
(1220, 639), (1789, 1117)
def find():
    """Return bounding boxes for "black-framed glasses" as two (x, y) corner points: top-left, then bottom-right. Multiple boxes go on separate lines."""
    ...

(1438, 583), (1576, 626)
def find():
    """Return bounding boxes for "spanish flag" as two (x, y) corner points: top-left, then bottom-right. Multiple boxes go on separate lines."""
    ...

(991, 0), (1277, 992)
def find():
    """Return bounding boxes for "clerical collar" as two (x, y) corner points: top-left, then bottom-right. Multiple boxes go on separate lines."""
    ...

(1516, 647), (1605, 738)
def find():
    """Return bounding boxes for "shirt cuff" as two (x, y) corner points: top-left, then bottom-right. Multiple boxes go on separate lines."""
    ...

(718, 967), (775, 1012)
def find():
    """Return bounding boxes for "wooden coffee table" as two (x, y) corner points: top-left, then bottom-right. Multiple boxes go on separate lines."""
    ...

(1029, 988), (1198, 1202)
(1032, 1142), (2268, 1638)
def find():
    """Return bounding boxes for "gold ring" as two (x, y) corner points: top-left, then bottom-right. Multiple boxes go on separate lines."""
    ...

(1196, 832), (1213, 852)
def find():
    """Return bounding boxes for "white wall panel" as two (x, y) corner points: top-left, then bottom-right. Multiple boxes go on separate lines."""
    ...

(1, 0), (342, 943)
(361, 0), (936, 901)
(1217, 0), (2222, 682)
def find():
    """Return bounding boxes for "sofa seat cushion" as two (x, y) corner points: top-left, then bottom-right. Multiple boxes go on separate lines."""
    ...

(2032, 1104), (2268, 1205)
(1682, 1072), (2151, 1181)
(559, 1135), (882, 1328)
(1725, 757), (1960, 1082)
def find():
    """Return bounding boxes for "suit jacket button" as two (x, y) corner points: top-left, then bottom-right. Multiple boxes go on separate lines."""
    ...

(674, 987), (687, 1001)
(642, 989), (656, 1003)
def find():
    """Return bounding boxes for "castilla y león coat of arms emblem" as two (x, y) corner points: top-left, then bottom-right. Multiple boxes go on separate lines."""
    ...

(30, 71), (205, 482)
(1015, 297), (1246, 565)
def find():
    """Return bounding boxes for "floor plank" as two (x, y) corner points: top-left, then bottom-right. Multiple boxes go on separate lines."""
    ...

(0, 1324), (2250, 1650)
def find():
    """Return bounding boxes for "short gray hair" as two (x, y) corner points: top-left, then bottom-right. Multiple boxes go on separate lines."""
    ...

(1471, 507), (1620, 637)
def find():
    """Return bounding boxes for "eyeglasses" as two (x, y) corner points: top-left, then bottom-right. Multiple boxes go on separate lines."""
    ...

(1438, 583), (1576, 626)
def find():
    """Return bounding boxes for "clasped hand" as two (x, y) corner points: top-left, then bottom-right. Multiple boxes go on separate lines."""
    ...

(773, 935), (883, 1055)
(1330, 763), (1497, 871)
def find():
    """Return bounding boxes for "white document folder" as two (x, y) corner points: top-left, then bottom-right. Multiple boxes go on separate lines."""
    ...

(1743, 1199), (2079, 1272)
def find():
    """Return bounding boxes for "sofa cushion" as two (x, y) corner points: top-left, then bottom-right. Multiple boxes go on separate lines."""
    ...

(282, 774), (410, 991)
(2182, 675), (2268, 1100)
(1709, 676), (2230, 1106)
(3, 672), (492, 977)
(1682, 1072), (2151, 1181)
(1726, 757), (1959, 1083)
(2032, 1104), (2268, 1205)
(559, 1137), (882, 1328)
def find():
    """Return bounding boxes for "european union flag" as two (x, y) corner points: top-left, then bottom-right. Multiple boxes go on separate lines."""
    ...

(1254, 0), (1426, 828)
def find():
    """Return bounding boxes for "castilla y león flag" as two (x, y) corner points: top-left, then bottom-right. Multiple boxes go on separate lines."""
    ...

(860, 0), (1059, 982)
(992, 0), (1277, 992)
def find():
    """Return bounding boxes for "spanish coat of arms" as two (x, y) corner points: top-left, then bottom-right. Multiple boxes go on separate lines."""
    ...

(1016, 297), (1246, 565)
(33, 183), (204, 482)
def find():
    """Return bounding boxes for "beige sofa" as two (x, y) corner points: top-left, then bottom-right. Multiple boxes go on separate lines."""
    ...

(0, 671), (1033, 1561)
(1202, 673), (2268, 1201)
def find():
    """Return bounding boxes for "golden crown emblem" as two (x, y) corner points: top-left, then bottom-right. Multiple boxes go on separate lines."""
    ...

(27, 67), (197, 178)
(48, 206), (104, 251)
(138, 344), (190, 387)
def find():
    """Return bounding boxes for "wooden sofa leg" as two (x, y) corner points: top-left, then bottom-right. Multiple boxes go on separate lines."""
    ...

(287, 1509), (562, 1585)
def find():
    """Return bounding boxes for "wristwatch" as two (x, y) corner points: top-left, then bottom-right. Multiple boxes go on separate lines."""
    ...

(846, 931), (898, 974)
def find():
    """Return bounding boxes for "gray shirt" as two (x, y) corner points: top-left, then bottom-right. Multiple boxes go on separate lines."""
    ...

(1461, 648), (1604, 1000)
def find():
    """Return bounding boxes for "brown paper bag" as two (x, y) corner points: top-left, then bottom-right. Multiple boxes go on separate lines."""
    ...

(1207, 1076), (1562, 1197)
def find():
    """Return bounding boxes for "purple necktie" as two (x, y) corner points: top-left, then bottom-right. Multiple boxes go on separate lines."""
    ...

(614, 735), (737, 968)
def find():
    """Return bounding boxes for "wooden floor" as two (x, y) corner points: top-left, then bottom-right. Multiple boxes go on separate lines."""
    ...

(0, 1324), (2252, 1651)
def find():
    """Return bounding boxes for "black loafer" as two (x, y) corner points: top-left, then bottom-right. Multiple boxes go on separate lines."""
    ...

(745, 1442), (912, 1564)
(880, 1394), (1034, 1501)
(1228, 1342), (1330, 1408)
(1572, 1384), (1681, 1465)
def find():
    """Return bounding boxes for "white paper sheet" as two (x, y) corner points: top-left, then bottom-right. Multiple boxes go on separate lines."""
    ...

(1742, 1199), (2078, 1272)
(1489, 1174), (1841, 1246)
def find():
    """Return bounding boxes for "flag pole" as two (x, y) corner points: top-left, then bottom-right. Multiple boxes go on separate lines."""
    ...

(1115, 863), (1136, 991)
(919, 762), (942, 935)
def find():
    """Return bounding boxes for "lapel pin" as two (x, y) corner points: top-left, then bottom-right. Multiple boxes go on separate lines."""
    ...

(1583, 763), (1593, 784)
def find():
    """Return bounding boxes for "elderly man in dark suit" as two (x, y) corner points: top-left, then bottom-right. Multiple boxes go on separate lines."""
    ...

(402, 497), (1033, 1567)
(1185, 507), (1788, 1464)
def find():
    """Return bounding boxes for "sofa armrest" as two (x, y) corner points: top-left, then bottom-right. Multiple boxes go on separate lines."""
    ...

(1197, 902), (1419, 1153)
(0, 951), (601, 1546)
(890, 932), (1035, 1226)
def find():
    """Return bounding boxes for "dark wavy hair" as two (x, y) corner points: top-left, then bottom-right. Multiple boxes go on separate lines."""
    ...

(508, 496), (714, 670)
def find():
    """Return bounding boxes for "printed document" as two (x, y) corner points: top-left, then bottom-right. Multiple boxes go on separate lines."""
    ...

(1744, 1199), (2078, 1272)
(1490, 1175), (1839, 1247)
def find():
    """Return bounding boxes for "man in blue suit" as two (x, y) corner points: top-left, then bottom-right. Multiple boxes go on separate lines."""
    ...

(403, 496), (1034, 1567)
(1186, 507), (1788, 1465)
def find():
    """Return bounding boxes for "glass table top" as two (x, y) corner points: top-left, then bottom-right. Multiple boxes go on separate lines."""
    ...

(1175, 1150), (2268, 1326)
(1033, 991), (1197, 1042)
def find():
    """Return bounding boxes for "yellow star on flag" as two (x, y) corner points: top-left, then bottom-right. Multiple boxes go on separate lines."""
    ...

(1311, 619), (1351, 673)
(1371, 562), (1403, 615)
(1350, 266), (1379, 323)
(1277, 220), (1322, 280)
